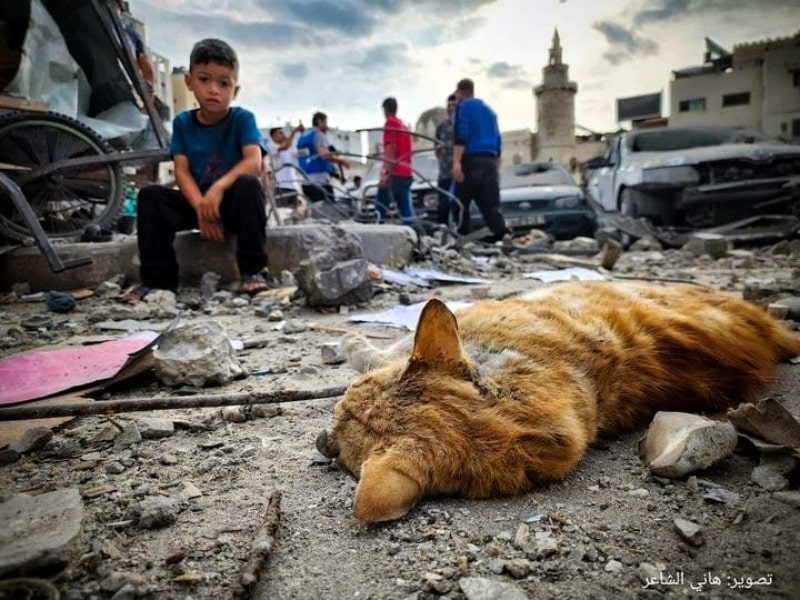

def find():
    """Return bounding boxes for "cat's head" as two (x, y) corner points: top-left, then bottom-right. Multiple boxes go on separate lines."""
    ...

(317, 299), (476, 523)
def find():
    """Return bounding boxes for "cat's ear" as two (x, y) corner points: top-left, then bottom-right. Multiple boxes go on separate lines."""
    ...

(408, 299), (465, 370)
(353, 454), (422, 523)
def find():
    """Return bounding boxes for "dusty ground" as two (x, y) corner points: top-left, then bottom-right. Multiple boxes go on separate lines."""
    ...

(1, 239), (799, 600)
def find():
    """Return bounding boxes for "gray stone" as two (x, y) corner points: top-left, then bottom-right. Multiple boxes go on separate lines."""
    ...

(138, 496), (180, 529)
(320, 342), (346, 365)
(604, 559), (623, 572)
(135, 418), (175, 440)
(683, 233), (730, 260)
(283, 319), (307, 334)
(153, 320), (243, 387)
(674, 518), (704, 546)
(504, 558), (531, 579)
(775, 296), (800, 321)
(0, 488), (83, 577)
(639, 412), (738, 478)
(459, 577), (528, 600)
(629, 236), (663, 252)
(95, 281), (122, 299)
(114, 422), (142, 450)
(200, 271), (222, 300)
(295, 229), (374, 309)
(751, 455), (796, 491)
(9, 427), (53, 454)
(0, 448), (20, 465)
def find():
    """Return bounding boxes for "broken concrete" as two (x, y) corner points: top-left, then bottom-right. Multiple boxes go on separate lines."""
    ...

(0, 488), (84, 577)
(153, 320), (244, 387)
(0, 223), (416, 292)
(683, 232), (730, 260)
(728, 398), (800, 447)
(639, 412), (738, 478)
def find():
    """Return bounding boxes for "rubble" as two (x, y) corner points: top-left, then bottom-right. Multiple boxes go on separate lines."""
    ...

(0, 489), (84, 577)
(0, 229), (798, 598)
(153, 320), (244, 387)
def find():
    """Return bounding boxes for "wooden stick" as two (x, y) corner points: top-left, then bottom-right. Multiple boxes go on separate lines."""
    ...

(234, 490), (282, 599)
(0, 385), (348, 421)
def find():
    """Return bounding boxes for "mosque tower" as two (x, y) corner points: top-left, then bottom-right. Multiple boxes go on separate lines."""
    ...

(534, 28), (577, 164)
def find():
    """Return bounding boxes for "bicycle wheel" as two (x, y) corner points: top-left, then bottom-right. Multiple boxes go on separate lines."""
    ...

(0, 111), (124, 241)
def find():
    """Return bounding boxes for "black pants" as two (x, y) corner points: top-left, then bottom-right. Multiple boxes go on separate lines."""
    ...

(136, 175), (267, 290)
(436, 176), (453, 226)
(455, 155), (509, 241)
(302, 183), (334, 203)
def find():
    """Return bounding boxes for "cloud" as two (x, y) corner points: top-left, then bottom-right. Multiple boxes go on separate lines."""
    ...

(503, 78), (531, 91)
(275, 0), (376, 36)
(632, 0), (755, 27)
(487, 61), (525, 79)
(593, 20), (659, 64)
(351, 43), (410, 71)
(280, 62), (309, 80)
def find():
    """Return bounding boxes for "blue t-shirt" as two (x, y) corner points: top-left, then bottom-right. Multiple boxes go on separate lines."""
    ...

(170, 107), (263, 192)
(454, 98), (501, 157)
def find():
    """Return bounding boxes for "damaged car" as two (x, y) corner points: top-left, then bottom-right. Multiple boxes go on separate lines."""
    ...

(585, 126), (800, 237)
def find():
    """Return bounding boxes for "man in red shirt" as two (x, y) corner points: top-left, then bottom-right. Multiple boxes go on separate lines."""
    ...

(376, 97), (416, 225)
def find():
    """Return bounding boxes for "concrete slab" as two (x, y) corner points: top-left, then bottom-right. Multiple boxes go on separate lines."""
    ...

(0, 222), (417, 291)
(0, 237), (139, 292)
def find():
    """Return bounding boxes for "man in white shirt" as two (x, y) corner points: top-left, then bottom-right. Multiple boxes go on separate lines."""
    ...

(267, 124), (304, 197)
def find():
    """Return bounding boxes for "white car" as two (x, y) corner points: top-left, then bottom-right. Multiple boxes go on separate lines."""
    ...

(586, 126), (800, 232)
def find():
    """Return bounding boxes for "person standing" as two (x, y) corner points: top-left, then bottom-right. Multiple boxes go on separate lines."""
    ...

(452, 78), (510, 241)
(376, 97), (415, 225)
(296, 112), (350, 204)
(435, 93), (457, 226)
(267, 123), (304, 196)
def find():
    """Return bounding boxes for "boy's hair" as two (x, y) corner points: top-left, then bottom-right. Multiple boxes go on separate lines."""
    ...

(190, 38), (239, 75)
(269, 127), (283, 138)
(312, 111), (327, 127)
(447, 93), (457, 102)
(382, 97), (398, 114)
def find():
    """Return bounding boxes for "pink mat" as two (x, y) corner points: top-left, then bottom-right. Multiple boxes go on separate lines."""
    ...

(0, 332), (158, 406)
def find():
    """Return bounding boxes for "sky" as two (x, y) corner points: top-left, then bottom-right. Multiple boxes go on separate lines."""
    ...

(134, 0), (800, 135)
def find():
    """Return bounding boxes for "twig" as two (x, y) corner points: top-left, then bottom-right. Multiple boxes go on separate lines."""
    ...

(234, 490), (282, 599)
(0, 385), (348, 421)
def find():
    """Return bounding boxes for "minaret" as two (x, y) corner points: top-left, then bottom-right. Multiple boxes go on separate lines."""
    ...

(534, 28), (577, 164)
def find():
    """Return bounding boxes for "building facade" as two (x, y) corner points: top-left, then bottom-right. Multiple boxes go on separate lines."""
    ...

(669, 32), (800, 141)
(534, 29), (578, 164)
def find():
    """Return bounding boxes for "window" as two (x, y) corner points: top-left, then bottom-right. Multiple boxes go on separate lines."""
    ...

(722, 92), (750, 107)
(781, 122), (788, 133)
(678, 98), (706, 112)
(792, 119), (800, 138)
(793, 71), (800, 88)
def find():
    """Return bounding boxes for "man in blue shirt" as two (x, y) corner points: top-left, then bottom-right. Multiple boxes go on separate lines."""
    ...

(452, 78), (510, 242)
(125, 38), (268, 299)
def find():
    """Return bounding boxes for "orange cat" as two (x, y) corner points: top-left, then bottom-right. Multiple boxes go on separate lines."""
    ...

(317, 282), (800, 524)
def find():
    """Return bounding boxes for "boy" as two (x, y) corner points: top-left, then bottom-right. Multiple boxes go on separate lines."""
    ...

(125, 38), (268, 300)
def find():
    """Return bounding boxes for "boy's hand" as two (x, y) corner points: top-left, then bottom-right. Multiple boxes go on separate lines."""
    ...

(199, 219), (224, 243)
(199, 185), (224, 221)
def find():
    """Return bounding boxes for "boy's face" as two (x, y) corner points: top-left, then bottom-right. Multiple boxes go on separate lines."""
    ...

(185, 62), (239, 117)
(271, 130), (286, 143)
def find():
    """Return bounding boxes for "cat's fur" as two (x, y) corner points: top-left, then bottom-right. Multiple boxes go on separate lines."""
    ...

(317, 282), (800, 524)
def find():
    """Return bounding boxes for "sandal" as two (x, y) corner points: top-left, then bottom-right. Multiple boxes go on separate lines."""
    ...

(240, 273), (268, 295)
(119, 285), (151, 304)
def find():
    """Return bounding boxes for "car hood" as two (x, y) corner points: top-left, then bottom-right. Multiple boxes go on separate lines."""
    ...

(501, 185), (581, 200)
(628, 143), (800, 169)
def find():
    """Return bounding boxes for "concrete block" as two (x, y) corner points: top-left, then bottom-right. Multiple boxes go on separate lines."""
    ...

(0, 488), (84, 577)
(1, 222), (417, 291)
(0, 237), (139, 292)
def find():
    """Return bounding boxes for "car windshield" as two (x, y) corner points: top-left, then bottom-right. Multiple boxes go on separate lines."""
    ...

(501, 163), (575, 187)
(629, 127), (773, 152)
(363, 150), (439, 183)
